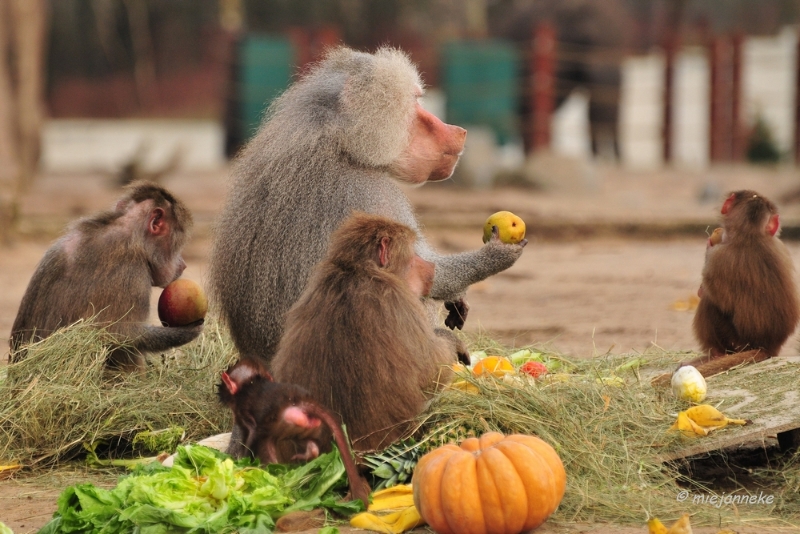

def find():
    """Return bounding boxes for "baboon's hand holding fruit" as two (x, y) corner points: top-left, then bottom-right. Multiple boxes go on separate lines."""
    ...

(483, 211), (527, 245)
(158, 279), (208, 327)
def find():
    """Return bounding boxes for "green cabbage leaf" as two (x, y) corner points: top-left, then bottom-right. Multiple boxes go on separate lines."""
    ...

(38, 445), (365, 534)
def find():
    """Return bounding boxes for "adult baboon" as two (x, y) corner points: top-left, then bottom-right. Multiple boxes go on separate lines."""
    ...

(210, 46), (525, 364)
(10, 181), (202, 369)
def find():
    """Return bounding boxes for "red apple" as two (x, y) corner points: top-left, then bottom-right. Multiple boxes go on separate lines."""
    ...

(158, 279), (208, 327)
(519, 361), (548, 379)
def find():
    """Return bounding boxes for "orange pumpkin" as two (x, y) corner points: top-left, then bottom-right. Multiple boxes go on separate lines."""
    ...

(412, 432), (566, 534)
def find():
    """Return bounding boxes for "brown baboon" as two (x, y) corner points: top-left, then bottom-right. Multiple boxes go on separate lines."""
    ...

(688, 190), (800, 377)
(270, 213), (469, 451)
(9, 181), (202, 369)
(217, 358), (370, 506)
(209, 46), (526, 365)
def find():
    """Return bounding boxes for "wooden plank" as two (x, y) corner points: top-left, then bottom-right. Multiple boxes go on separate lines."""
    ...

(660, 356), (800, 462)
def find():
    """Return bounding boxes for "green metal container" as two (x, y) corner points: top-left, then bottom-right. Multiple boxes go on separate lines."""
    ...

(227, 35), (293, 152)
(441, 40), (520, 145)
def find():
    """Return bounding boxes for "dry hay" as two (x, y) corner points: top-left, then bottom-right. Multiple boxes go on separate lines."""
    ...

(2, 323), (799, 528)
(414, 334), (800, 527)
(0, 318), (237, 468)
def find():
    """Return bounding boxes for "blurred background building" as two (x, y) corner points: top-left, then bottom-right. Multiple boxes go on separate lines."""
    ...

(4, 0), (800, 204)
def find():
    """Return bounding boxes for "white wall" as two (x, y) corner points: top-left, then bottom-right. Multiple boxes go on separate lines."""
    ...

(618, 26), (799, 168)
(742, 26), (798, 154)
(41, 119), (226, 173)
(620, 54), (665, 169)
(552, 89), (592, 159)
(672, 47), (710, 168)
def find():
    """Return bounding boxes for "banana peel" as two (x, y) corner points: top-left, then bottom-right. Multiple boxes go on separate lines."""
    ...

(648, 513), (692, 534)
(648, 518), (669, 534)
(670, 411), (709, 436)
(351, 485), (424, 533)
(684, 405), (747, 428)
(650, 515), (739, 534)
(0, 464), (21, 480)
(350, 506), (425, 534)
(449, 379), (480, 394)
(368, 484), (416, 511)
(670, 405), (748, 437)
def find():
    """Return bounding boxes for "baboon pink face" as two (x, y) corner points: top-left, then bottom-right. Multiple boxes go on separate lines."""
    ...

(392, 102), (467, 185)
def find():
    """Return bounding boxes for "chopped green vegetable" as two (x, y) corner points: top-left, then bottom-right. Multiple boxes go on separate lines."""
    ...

(38, 445), (365, 534)
(508, 349), (543, 365)
(132, 426), (186, 454)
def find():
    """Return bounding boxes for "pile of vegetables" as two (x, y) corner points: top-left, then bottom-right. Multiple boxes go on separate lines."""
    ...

(38, 445), (364, 534)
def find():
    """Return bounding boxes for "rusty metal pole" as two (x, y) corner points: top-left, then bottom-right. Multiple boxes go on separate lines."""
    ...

(286, 27), (311, 72)
(529, 22), (556, 152)
(709, 35), (733, 163)
(662, 32), (679, 164)
(731, 32), (744, 161)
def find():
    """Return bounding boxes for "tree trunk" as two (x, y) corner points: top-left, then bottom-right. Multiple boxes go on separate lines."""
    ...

(0, 0), (18, 244)
(0, 0), (47, 245)
(11, 0), (46, 195)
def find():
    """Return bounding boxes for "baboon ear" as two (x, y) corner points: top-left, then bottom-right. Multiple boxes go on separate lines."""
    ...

(767, 214), (780, 236)
(221, 371), (238, 395)
(721, 193), (736, 215)
(378, 237), (390, 267)
(148, 208), (168, 236)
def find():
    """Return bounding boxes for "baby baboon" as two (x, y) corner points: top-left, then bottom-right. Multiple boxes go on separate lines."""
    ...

(9, 181), (202, 369)
(217, 358), (370, 507)
(270, 213), (468, 451)
(209, 46), (526, 364)
(690, 190), (799, 376)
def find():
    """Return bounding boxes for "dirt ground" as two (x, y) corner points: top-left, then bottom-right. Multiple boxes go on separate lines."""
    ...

(3, 161), (800, 532)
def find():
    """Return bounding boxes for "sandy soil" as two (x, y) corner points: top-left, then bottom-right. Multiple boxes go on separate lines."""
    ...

(3, 161), (800, 532)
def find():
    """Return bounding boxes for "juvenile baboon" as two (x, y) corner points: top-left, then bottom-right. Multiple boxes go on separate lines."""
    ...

(270, 213), (468, 451)
(689, 190), (800, 376)
(9, 181), (202, 369)
(217, 358), (370, 506)
(209, 46), (525, 365)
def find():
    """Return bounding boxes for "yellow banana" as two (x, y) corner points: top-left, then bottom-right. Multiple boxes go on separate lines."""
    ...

(388, 506), (425, 532)
(369, 484), (415, 511)
(670, 411), (709, 436)
(648, 518), (668, 534)
(685, 405), (748, 428)
(351, 511), (400, 534)
(350, 506), (425, 533)
(684, 405), (728, 428)
(368, 493), (415, 511)
(449, 380), (480, 394)
(371, 484), (413, 500)
(667, 513), (692, 534)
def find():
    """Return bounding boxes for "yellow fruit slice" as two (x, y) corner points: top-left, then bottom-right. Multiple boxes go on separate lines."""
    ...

(472, 356), (514, 378)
